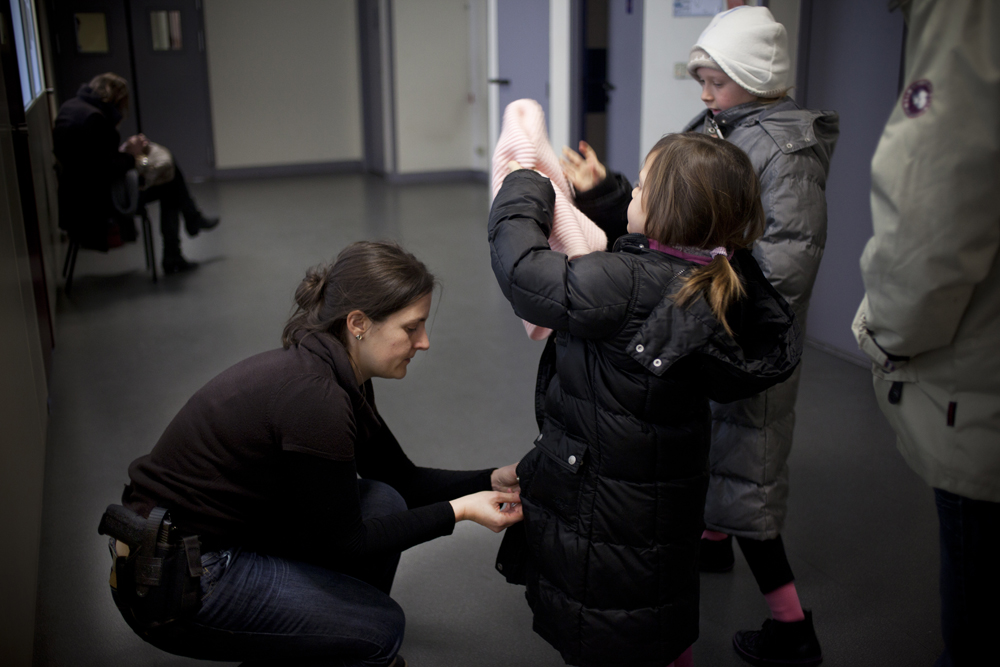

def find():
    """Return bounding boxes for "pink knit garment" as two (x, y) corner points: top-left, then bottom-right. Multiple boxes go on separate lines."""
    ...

(491, 99), (607, 340)
(667, 645), (694, 667)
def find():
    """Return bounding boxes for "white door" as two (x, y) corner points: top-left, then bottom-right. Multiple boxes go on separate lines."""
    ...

(488, 0), (550, 162)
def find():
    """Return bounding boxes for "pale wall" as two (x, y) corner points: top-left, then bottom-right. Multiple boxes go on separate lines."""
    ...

(393, 0), (487, 174)
(549, 0), (571, 153)
(203, 0), (363, 169)
(639, 1), (711, 157)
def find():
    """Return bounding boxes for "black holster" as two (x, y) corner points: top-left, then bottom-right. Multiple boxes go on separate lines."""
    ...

(99, 504), (202, 628)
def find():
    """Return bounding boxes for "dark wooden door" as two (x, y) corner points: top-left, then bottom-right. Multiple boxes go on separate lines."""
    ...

(48, 0), (214, 178)
(49, 0), (138, 138)
(127, 0), (214, 179)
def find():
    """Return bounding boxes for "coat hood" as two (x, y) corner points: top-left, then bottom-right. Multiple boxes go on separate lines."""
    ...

(614, 236), (802, 404)
(686, 97), (840, 171)
(75, 84), (124, 126)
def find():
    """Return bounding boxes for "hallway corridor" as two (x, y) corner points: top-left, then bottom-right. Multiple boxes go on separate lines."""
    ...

(32, 174), (942, 666)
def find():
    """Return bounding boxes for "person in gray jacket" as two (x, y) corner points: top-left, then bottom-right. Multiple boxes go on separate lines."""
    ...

(853, 1), (999, 665)
(562, 7), (838, 665)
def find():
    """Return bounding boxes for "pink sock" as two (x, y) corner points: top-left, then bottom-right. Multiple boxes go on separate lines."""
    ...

(701, 529), (728, 541)
(667, 645), (694, 667)
(765, 582), (806, 622)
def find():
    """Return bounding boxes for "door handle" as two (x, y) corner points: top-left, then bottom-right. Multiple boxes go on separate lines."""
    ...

(488, 78), (511, 85)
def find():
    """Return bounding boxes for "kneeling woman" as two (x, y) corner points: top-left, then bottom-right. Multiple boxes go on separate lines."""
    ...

(107, 241), (522, 666)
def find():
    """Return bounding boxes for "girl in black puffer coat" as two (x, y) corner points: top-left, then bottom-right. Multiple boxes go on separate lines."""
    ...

(488, 133), (800, 667)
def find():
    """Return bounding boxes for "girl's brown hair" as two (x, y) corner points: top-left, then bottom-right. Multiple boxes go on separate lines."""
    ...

(641, 132), (765, 334)
(282, 241), (436, 349)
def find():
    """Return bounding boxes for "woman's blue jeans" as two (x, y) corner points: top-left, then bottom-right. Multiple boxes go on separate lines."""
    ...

(114, 480), (408, 666)
(933, 488), (1000, 667)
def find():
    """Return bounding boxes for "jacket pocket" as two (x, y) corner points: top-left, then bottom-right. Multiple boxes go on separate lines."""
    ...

(534, 422), (587, 473)
(853, 296), (916, 381)
(522, 423), (589, 528)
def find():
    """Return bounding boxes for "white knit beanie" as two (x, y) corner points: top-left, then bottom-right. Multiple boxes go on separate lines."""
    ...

(686, 6), (791, 98)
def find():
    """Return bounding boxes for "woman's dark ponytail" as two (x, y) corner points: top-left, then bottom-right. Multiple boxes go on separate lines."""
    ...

(282, 241), (436, 349)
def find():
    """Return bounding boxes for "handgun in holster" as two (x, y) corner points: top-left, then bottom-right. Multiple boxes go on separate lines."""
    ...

(98, 504), (202, 627)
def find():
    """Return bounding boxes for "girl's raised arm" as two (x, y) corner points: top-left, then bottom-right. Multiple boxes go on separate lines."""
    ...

(488, 170), (633, 339)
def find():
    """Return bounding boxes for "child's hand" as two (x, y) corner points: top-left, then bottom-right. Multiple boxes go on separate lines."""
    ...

(120, 134), (149, 157)
(560, 141), (607, 194)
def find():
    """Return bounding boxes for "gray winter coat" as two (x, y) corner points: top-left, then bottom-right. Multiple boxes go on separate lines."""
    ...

(684, 99), (839, 539)
(572, 100), (838, 539)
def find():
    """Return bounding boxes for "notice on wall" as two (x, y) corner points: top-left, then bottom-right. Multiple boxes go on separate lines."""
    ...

(673, 0), (724, 17)
(674, 0), (750, 17)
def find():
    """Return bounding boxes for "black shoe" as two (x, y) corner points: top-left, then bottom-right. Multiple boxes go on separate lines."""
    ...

(185, 215), (219, 237)
(162, 255), (198, 275)
(699, 535), (735, 573)
(733, 610), (822, 666)
(389, 655), (407, 667)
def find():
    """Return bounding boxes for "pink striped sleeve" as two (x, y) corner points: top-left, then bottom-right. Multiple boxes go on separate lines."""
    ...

(491, 99), (608, 339)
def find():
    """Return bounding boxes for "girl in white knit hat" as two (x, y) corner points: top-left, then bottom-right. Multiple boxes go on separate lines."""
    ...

(562, 7), (839, 666)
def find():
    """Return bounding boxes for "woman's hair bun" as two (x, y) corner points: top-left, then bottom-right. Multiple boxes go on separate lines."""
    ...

(295, 265), (329, 310)
(282, 241), (435, 349)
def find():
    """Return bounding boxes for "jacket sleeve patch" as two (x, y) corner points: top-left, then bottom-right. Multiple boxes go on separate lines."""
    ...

(902, 80), (933, 118)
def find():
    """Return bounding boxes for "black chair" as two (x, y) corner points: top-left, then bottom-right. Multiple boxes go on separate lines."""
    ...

(62, 206), (157, 293)
(61, 167), (158, 293)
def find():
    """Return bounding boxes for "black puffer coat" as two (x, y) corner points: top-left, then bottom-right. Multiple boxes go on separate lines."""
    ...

(489, 170), (801, 666)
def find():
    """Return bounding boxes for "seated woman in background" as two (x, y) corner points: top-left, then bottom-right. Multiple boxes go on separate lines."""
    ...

(53, 72), (218, 274)
(104, 241), (522, 667)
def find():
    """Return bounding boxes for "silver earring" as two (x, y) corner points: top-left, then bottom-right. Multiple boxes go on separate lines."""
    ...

(355, 333), (363, 341)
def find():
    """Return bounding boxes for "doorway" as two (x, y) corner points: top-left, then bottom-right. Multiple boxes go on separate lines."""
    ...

(581, 0), (643, 184)
(580, 0), (608, 162)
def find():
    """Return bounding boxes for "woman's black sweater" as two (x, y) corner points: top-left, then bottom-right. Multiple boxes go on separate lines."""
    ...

(123, 334), (493, 566)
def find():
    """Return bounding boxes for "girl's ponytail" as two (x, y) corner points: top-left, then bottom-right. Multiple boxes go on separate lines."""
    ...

(673, 255), (746, 336)
(640, 133), (765, 335)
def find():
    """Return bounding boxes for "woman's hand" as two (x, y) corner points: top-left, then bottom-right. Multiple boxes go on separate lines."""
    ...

(491, 463), (520, 493)
(560, 140), (606, 193)
(450, 490), (523, 532)
(121, 133), (150, 157)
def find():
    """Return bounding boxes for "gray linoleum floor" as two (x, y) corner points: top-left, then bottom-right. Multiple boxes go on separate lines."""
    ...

(33, 173), (942, 666)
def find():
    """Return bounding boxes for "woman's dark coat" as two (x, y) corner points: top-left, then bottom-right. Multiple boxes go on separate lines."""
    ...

(52, 85), (136, 250)
(489, 170), (801, 666)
